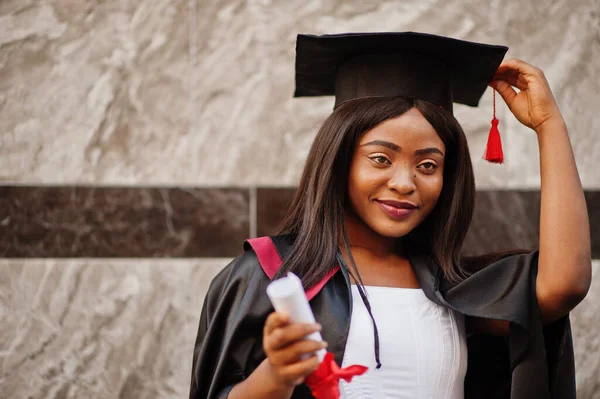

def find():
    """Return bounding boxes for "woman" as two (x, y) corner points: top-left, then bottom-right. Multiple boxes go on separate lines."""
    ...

(190, 32), (591, 399)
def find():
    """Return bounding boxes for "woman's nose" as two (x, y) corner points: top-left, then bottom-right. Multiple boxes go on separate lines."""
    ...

(387, 167), (416, 194)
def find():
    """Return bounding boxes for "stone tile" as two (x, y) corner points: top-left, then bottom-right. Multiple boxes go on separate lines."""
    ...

(571, 260), (600, 399)
(255, 188), (600, 258)
(0, 187), (250, 257)
(0, 258), (598, 398)
(494, 0), (600, 190)
(462, 190), (541, 255)
(188, 0), (599, 188)
(256, 188), (296, 237)
(587, 191), (600, 260)
(0, 0), (191, 184)
(0, 258), (231, 399)
(0, 1), (597, 188)
(463, 190), (600, 258)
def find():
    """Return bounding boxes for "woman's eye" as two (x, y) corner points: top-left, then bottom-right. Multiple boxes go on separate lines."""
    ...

(418, 162), (438, 172)
(370, 155), (391, 165)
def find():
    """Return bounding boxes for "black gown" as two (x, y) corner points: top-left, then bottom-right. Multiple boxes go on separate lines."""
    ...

(189, 235), (576, 399)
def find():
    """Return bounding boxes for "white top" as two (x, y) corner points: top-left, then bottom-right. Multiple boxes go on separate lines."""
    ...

(339, 285), (468, 399)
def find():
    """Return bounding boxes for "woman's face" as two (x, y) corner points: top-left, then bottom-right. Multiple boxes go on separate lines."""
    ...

(347, 107), (445, 239)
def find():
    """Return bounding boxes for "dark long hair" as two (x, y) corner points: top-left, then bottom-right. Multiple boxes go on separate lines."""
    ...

(275, 96), (476, 288)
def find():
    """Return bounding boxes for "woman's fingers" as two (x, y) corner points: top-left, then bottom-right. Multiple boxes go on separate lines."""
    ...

(264, 311), (289, 337)
(490, 79), (518, 108)
(495, 58), (542, 79)
(494, 58), (546, 90)
(262, 312), (327, 387)
(265, 321), (322, 352)
(493, 71), (527, 91)
(276, 354), (321, 385)
(489, 58), (562, 131)
(269, 339), (328, 366)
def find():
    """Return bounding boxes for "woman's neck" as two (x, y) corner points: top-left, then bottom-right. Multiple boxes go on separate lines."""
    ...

(341, 215), (420, 288)
(343, 214), (403, 259)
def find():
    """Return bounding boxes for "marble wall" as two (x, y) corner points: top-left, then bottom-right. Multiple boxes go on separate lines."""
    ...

(1, 0), (599, 188)
(1, 258), (598, 398)
(1, 0), (599, 398)
(0, 258), (228, 399)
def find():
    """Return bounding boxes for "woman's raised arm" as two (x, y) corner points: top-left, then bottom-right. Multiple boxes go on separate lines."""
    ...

(491, 58), (592, 323)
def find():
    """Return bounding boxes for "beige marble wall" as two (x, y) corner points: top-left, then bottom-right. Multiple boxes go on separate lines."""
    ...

(1, 259), (599, 398)
(0, 258), (230, 399)
(574, 262), (600, 399)
(1, 1), (599, 398)
(0, 0), (598, 188)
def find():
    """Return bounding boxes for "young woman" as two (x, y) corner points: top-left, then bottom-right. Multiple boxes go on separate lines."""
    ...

(190, 33), (591, 399)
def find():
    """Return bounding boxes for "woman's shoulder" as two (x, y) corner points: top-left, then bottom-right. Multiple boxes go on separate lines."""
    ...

(207, 234), (295, 294)
(204, 249), (259, 299)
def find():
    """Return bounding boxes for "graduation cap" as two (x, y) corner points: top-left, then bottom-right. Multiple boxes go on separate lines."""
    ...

(294, 32), (509, 163)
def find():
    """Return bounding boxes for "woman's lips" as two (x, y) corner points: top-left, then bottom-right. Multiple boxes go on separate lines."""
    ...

(375, 200), (417, 220)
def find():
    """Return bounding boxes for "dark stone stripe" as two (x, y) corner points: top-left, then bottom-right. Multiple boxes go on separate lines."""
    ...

(257, 188), (600, 258)
(256, 188), (297, 238)
(464, 190), (599, 257)
(0, 186), (249, 257)
(462, 190), (542, 255)
(1, 186), (598, 258)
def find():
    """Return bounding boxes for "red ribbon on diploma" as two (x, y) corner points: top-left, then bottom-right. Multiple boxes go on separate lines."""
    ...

(305, 352), (368, 399)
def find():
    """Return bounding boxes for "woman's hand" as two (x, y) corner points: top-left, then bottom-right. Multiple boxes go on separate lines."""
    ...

(263, 311), (328, 388)
(490, 58), (564, 133)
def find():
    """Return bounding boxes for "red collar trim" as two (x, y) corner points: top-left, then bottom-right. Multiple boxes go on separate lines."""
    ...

(245, 236), (339, 301)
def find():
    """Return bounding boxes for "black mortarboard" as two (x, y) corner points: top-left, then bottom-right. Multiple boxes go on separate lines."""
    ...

(294, 32), (508, 114)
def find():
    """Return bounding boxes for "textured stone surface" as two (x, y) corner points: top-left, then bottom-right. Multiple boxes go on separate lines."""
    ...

(255, 188), (600, 258)
(256, 187), (296, 237)
(0, 259), (598, 398)
(4, 186), (598, 258)
(462, 190), (541, 254)
(0, 0), (190, 185)
(1, 0), (599, 398)
(0, 0), (598, 187)
(0, 186), (250, 257)
(572, 261), (600, 399)
(0, 258), (231, 399)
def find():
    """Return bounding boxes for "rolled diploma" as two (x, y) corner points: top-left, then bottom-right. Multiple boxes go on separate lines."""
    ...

(266, 272), (326, 362)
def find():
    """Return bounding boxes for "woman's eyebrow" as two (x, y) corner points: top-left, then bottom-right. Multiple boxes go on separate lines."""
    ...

(414, 147), (444, 157)
(360, 141), (444, 157)
(360, 140), (400, 151)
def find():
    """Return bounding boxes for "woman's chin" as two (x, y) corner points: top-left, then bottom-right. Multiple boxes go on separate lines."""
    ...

(371, 222), (416, 239)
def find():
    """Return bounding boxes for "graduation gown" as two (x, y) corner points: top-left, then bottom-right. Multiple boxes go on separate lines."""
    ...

(189, 235), (576, 399)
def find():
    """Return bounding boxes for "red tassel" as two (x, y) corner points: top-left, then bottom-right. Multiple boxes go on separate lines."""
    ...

(483, 89), (504, 164)
(305, 352), (368, 399)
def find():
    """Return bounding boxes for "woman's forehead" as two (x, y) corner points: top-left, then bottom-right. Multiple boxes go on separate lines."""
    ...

(359, 109), (445, 150)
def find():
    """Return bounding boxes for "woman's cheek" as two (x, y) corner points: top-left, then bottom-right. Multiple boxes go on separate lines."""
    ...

(422, 178), (444, 211)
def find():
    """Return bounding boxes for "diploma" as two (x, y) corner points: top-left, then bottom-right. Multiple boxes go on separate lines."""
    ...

(266, 272), (327, 361)
(267, 272), (368, 399)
